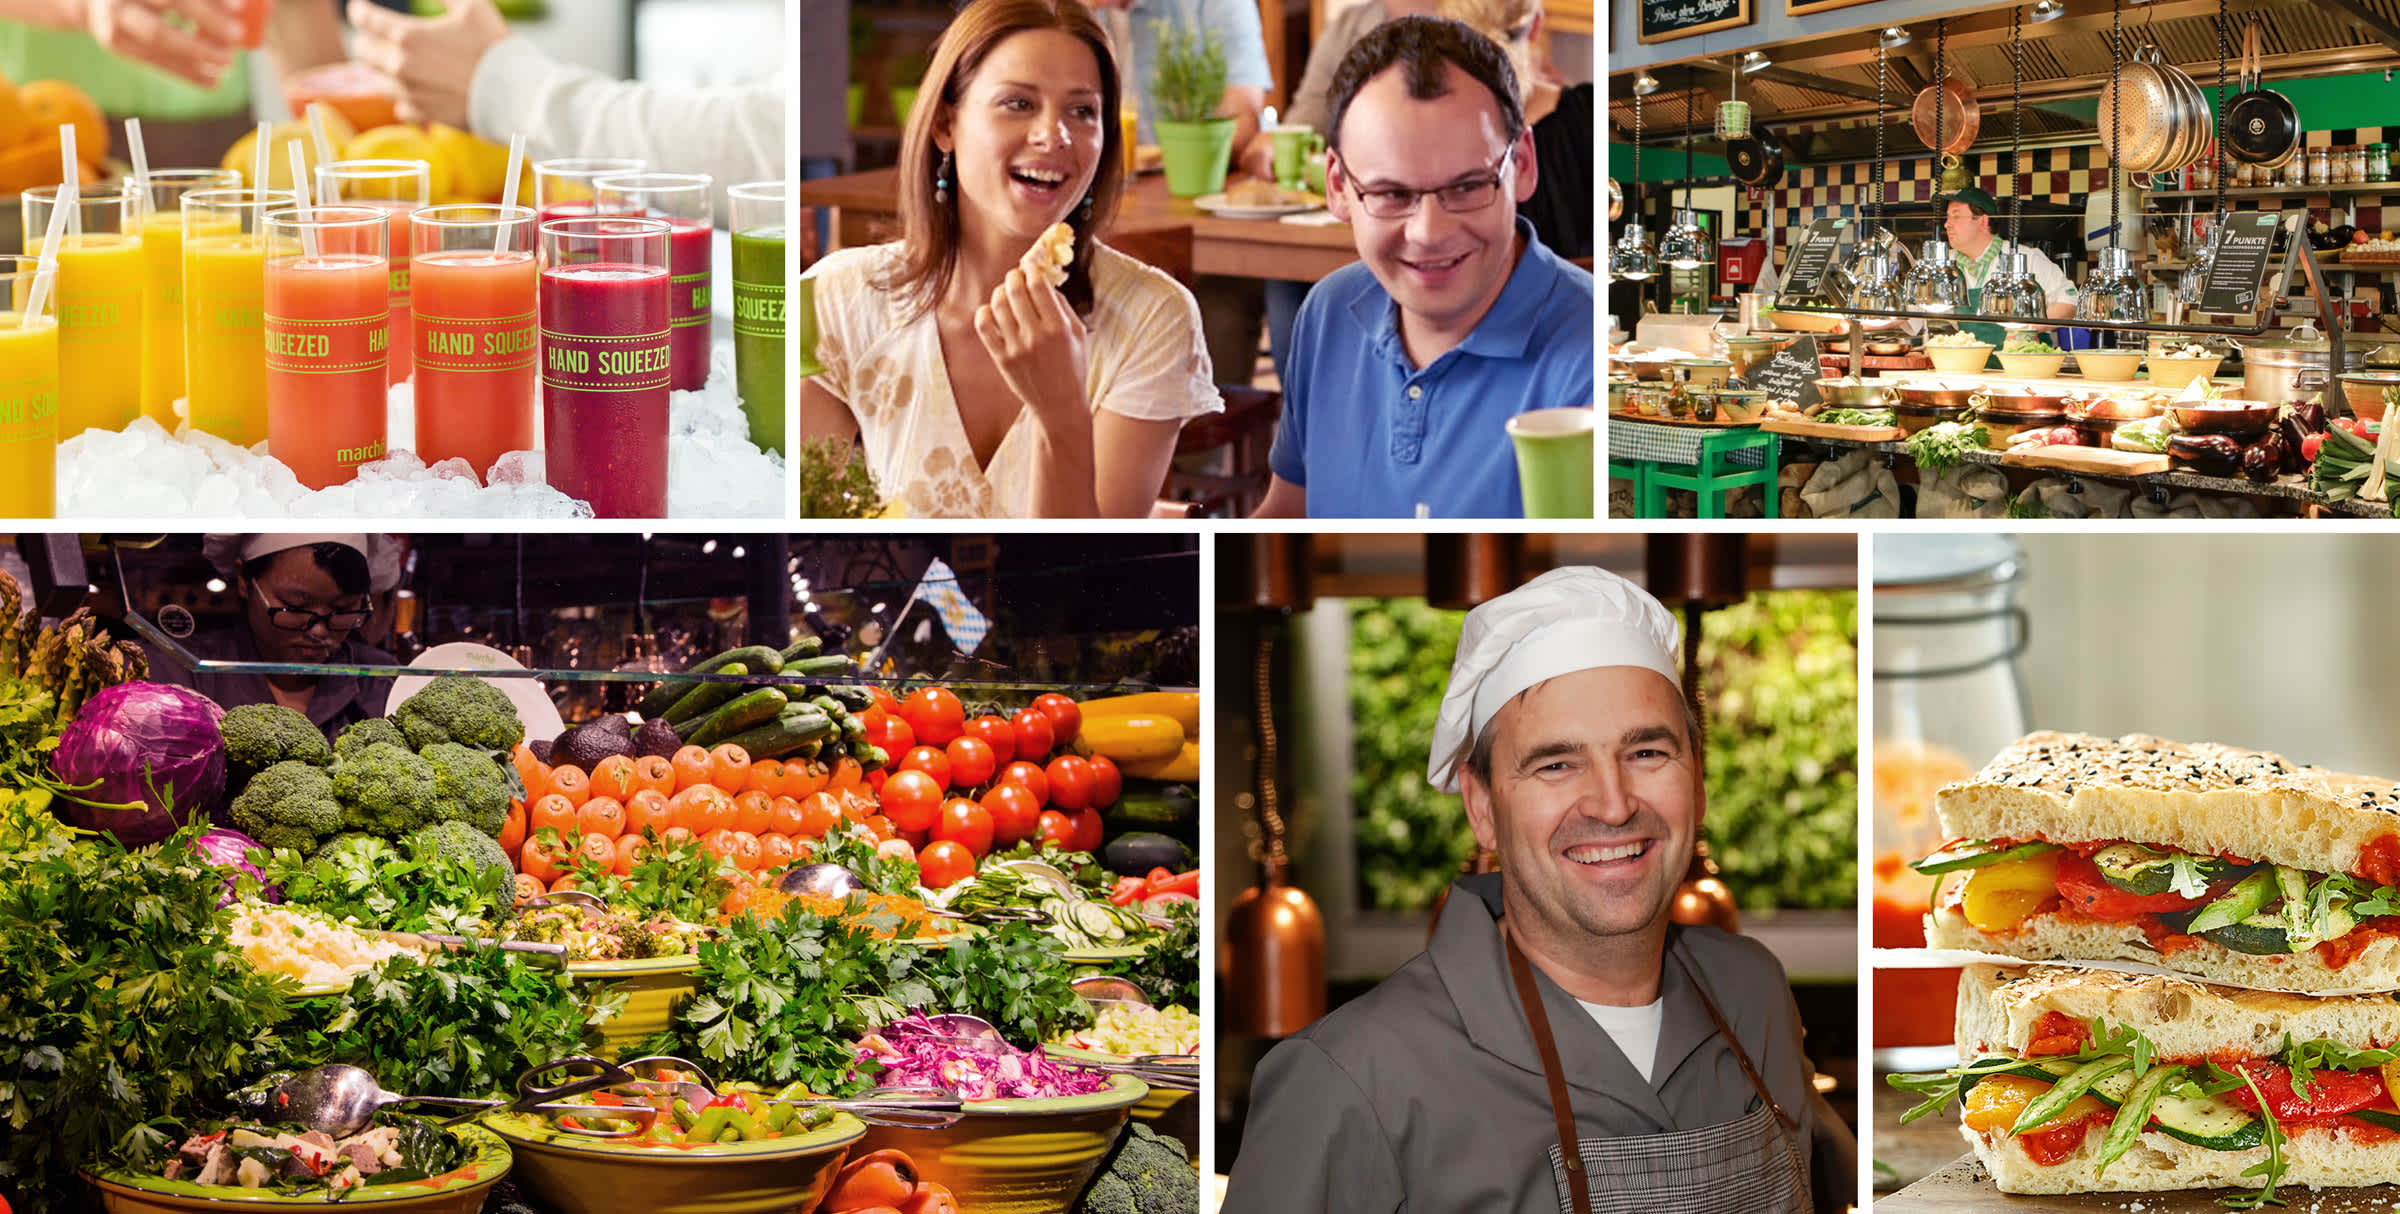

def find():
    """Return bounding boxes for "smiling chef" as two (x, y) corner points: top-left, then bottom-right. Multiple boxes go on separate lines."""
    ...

(1224, 566), (1850, 1213)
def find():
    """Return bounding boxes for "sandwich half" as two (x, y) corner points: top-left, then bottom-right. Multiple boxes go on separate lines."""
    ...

(1893, 963), (2400, 1196)
(1918, 731), (2400, 994)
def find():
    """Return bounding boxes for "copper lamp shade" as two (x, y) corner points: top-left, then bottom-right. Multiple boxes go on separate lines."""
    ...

(1225, 875), (1326, 1037)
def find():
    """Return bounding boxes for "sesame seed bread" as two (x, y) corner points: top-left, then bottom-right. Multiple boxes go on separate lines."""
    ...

(1967, 1118), (2400, 1194)
(1926, 904), (2400, 994)
(1955, 963), (2400, 1065)
(1935, 732), (2400, 876)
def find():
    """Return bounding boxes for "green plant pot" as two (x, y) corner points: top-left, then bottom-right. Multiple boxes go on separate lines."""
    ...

(1155, 117), (1235, 198)
(846, 83), (864, 128)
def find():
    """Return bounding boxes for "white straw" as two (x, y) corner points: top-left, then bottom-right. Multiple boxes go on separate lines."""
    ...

(288, 142), (318, 260)
(307, 104), (335, 175)
(495, 134), (525, 254)
(252, 120), (271, 235)
(22, 188), (71, 328)
(58, 124), (80, 242)
(126, 118), (150, 196)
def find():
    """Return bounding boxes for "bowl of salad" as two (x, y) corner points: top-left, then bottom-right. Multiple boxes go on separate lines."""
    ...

(1993, 336), (2068, 379)
(1047, 1003), (1200, 1156)
(2144, 342), (2224, 390)
(2073, 348), (2146, 382)
(483, 1089), (866, 1214)
(1923, 332), (1994, 374)
(84, 1118), (509, 1213)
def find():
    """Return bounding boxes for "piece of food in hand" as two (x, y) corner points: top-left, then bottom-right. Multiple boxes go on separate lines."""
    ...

(1893, 962), (2400, 1196)
(1915, 731), (2400, 993)
(1022, 222), (1075, 289)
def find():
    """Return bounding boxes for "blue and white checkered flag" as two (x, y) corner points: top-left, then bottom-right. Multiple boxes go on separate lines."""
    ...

(915, 557), (990, 654)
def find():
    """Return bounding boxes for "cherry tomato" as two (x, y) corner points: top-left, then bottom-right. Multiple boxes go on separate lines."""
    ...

(630, 753), (677, 797)
(899, 745), (953, 791)
(707, 744), (753, 792)
(963, 714), (1017, 765)
(782, 758), (830, 799)
(999, 760), (1050, 804)
(1044, 755), (1095, 811)
(860, 708), (916, 761)
(879, 769), (944, 833)
(981, 782), (1043, 849)
(612, 832), (649, 877)
(675, 785), (737, 836)
(1036, 809), (1076, 850)
(1085, 754), (1122, 809)
(1067, 806), (1103, 853)
(1031, 693), (1081, 747)
(576, 829), (617, 870)
(934, 797), (996, 857)
(530, 793), (580, 840)
(800, 792), (843, 837)
(917, 840), (977, 890)
(519, 833), (569, 884)
(945, 736), (998, 789)
(545, 763), (592, 808)
(588, 754), (639, 803)
(670, 745), (715, 792)
(1010, 707), (1056, 762)
(732, 789), (776, 836)
(877, 836), (917, 864)
(898, 688), (966, 748)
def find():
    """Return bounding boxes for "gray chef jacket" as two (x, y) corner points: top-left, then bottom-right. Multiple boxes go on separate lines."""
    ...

(1224, 873), (1821, 1212)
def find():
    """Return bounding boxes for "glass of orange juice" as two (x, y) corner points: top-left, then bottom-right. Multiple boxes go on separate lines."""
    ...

(130, 168), (241, 428)
(21, 183), (143, 439)
(411, 203), (538, 482)
(263, 204), (390, 489)
(181, 187), (296, 448)
(0, 255), (62, 517)
(317, 159), (429, 387)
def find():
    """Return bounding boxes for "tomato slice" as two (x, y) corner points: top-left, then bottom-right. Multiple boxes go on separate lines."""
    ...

(2023, 1011), (2090, 1058)
(2221, 1058), (2391, 1121)
(2052, 852), (2209, 918)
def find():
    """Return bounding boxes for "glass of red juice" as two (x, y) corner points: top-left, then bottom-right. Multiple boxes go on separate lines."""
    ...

(317, 159), (428, 387)
(412, 203), (537, 482)
(594, 172), (713, 393)
(533, 158), (646, 227)
(263, 204), (390, 489)
(539, 215), (671, 518)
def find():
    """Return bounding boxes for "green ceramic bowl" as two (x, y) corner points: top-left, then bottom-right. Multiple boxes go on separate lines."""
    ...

(84, 1124), (509, 1214)
(1044, 1043), (1197, 1158)
(484, 1107), (864, 1214)
(854, 1072), (1147, 1214)
(568, 954), (702, 1054)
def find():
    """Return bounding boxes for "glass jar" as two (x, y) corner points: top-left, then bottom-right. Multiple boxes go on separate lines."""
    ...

(2286, 154), (2312, 189)
(2350, 146), (2371, 184)
(2310, 146), (2333, 185)
(2234, 160), (2258, 187)
(2372, 143), (2392, 183)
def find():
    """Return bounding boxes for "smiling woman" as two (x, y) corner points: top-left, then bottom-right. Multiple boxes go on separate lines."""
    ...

(800, 0), (1225, 520)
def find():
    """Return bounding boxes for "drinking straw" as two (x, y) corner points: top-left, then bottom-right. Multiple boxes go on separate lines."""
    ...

(495, 134), (525, 255)
(21, 182), (71, 328)
(288, 142), (318, 260)
(252, 120), (271, 234)
(126, 117), (149, 195)
(307, 103), (335, 174)
(58, 124), (80, 241)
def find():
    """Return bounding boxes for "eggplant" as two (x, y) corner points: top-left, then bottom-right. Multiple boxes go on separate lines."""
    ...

(2295, 400), (2328, 434)
(2170, 433), (2245, 477)
(2242, 433), (2287, 483)
(2277, 413), (2313, 473)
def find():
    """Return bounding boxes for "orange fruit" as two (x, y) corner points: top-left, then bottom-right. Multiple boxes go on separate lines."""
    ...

(0, 70), (27, 152)
(707, 743), (752, 792)
(18, 81), (105, 168)
(529, 793), (580, 839)
(578, 795), (626, 839)
(671, 745), (715, 792)
(0, 127), (63, 197)
(625, 788), (673, 839)
(612, 832), (650, 877)
(731, 790), (775, 836)
(631, 754), (677, 797)
(589, 755), (638, 803)
(545, 764), (592, 808)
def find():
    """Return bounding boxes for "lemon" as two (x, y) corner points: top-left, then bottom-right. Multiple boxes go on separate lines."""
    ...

(430, 124), (512, 203)
(339, 123), (454, 203)
(219, 116), (349, 190)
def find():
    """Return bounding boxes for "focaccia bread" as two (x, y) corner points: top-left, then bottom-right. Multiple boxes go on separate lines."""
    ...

(1022, 221), (1075, 288)
(1956, 963), (2400, 1069)
(1928, 906), (2400, 994)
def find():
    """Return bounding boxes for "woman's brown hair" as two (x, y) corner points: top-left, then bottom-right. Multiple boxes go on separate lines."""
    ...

(872, 0), (1124, 320)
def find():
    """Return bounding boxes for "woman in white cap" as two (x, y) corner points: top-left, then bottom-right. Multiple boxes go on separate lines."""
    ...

(1226, 566), (1846, 1213)
(145, 535), (397, 739)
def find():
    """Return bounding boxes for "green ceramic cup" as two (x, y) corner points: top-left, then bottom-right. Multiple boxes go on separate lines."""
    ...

(1507, 407), (1597, 518)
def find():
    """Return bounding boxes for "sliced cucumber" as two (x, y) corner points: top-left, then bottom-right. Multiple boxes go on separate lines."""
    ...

(2149, 1085), (2266, 1151)
(1073, 901), (1122, 942)
(2015, 1056), (2133, 1133)
(1912, 839), (2064, 875)
(2188, 869), (2278, 935)
(2204, 914), (2300, 956)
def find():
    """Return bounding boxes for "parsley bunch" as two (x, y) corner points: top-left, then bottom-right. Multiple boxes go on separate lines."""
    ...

(254, 837), (511, 935)
(281, 947), (618, 1099)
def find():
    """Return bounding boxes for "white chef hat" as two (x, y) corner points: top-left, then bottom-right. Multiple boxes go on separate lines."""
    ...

(1426, 566), (1682, 794)
(203, 534), (400, 592)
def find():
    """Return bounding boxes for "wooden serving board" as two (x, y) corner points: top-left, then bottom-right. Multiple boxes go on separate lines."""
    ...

(1764, 418), (1905, 442)
(1999, 445), (2171, 476)
(1879, 1155), (2400, 1212)
(1609, 411), (1761, 429)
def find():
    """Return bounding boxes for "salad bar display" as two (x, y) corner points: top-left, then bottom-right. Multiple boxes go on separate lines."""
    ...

(0, 609), (1200, 1212)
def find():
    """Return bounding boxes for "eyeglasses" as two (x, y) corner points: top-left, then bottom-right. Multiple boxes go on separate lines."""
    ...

(253, 582), (371, 633)
(1348, 147), (1515, 219)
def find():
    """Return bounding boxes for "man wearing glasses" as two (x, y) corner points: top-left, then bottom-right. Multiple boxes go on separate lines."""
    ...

(1252, 16), (1593, 519)
(147, 535), (396, 739)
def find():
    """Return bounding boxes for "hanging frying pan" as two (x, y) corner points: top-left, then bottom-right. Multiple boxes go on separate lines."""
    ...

(2224, 20), (2300, 167)
(1726, 127), (1786, 188)
(1911, 75), (1981, 156)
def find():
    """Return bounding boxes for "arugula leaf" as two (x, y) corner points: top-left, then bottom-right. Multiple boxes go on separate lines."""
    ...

(2279, 1033), (2397, 1104)
(2217, 1066), (2290, 1209)
(2168, 854), (2212, 900)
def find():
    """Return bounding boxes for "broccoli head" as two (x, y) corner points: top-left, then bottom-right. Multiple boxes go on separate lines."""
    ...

(331, 741), (441, 837)
(1073, 1123), (1195, 1214)
(335, 716), (408, 760)
(392, 676), (525, 753)
(226, 760), (342, 852)
(401, 819), (514, 882)
(420, 742), (512, 836)
(220, 703), (334, 781)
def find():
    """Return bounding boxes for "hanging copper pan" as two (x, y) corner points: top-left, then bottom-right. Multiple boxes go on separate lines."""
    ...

(1912, 75), (1980, 156)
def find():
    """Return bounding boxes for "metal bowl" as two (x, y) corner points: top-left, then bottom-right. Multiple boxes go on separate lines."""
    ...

(1892, 382), (1982, 408)
(1813, 378), (1893, 407)
(1893, 402), (1967, 434)
(1979, 387), (2074, 414)
(2066, 396), (2162, 423)
(2168, 399), (2281, 434)
(2339, 371), (2400, 422)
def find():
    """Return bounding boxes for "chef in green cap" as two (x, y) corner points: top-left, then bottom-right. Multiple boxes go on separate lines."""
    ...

(1944, 186), (2079, 354)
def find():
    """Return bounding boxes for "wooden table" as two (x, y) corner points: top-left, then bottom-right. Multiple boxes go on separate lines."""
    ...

(801, 166), (1361, 283)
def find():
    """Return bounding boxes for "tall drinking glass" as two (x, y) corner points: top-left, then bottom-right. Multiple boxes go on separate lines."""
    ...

(0, 256), (61, 517)
(594, 172), (712, 392)
(534, 158), (645, 225)
(264, 205), (391, 488)
(318, 159), (429, 386)
(130, 167), (240, 426)
(540, 215), (670, 518)
(412, 204), (537, 480)
(21, 183), (142, 437)
(182, 188), (296, 446)
(726, 180), (784, 453)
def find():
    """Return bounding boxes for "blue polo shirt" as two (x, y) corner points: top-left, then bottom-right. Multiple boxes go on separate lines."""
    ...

(1269, 218), (1593, 518)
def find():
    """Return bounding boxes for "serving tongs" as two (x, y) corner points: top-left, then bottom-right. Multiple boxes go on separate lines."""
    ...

(264, 1055), (674, 1139)
(760, 1087), (967, 1129)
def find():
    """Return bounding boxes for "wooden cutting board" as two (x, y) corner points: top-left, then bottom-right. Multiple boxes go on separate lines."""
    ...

(2000, 445), (2172, 476)
(1764, 417), (1906, 442)
(1880, 1155), (2400, 1212)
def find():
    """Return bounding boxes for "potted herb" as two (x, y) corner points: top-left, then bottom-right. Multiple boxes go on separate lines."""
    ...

(1150, 22), (1233, 198)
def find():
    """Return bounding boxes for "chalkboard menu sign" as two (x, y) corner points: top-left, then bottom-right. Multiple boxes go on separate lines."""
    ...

(1749, 335), (1822, 410)
(1778, 217), (1849, 301)
(1639, 0), (1752, 44)
(2196, 212), (2286, 315)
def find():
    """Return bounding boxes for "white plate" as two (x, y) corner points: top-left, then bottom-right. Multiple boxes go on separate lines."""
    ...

(387, 642), (565, 744)
(1193, 191), (1322, 219)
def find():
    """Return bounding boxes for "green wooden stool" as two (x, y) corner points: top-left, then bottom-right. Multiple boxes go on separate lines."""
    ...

(1641, 430), (1781, 519)
(1607, 457), (1650, 509)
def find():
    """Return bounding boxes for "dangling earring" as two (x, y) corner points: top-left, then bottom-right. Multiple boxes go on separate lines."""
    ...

(1078, 193), (1094, 221)
(934, 151), (953, 205)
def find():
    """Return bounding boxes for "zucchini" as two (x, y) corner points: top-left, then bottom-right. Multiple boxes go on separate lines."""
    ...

(2187, 869), (2278, 935)
(822, 685), (876, 711)
(634, 644), (775, 719)
(2092, 843), (2240, 898)
(1910, 839), (2063, 876)
(1118, 740), (1199, 784)
(783, 655), (854, 677)
(663, 663), (750, 726)
(2014, 1056), (2132, 1133)
(2206, 903), (2357, 956)
(1969, 1058), (2264, 1154)
(687, 687), (790, 749)
(1080, 691), (1200, 736)
(2148, 1085), (2265, 1151)
(777, 637), (823, 663)
(1075, 714), (1186, 764)
(716, 708), (835, 760)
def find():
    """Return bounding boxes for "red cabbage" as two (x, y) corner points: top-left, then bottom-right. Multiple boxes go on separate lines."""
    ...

(195, 826), (279, 906)
(51, 682), (228, 847)
(854, 1011), (1110, 1100)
